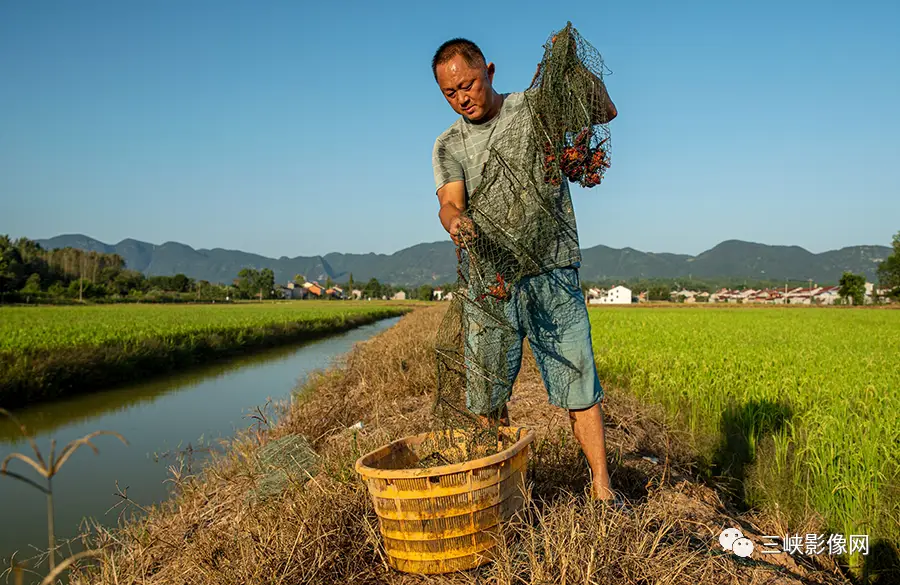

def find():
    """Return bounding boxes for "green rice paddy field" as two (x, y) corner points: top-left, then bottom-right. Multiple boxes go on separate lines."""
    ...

(588, 306), (900, 549)
(0, 301), (411, 408)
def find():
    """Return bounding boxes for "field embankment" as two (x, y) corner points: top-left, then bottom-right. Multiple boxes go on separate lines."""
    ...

(0, 301), (412, 409)
(67, 305), (872, 585)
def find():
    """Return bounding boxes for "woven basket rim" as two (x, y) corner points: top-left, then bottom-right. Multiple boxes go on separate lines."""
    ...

(355, 426), (535, 480)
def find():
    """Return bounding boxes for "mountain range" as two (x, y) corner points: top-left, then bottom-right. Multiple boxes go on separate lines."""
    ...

(34, 234), (891, 287)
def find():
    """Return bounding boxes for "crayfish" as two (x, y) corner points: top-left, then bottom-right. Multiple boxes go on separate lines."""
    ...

(476, 273), (511, 302)
(541, 128), (609, 187)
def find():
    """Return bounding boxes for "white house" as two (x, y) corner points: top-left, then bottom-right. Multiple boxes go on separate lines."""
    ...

(813, 286), (841, 305)
(433, 288), (444, 301)
(785, 287), (820, 305)
(391, 290), (407, 301)
(591, 285), (632, 305)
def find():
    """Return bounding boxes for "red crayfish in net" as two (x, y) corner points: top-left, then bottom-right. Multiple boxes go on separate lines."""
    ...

(476, 273), (511, 302)
(542, 127), (609, 187)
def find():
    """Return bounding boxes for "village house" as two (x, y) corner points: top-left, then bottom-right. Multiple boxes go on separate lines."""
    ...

(391, 290), (407, 301)
(813, 285), (841, 305)
(350, 288), (363, 300)
(284, 281), (310, 299)
(671, 290), (698, 303)
(590, 285), (632, 305)
(433, 288), (444, 301)
(304, 282), (324, 297)
(707, 288), (728, 303)
(784, 287), (821, 305)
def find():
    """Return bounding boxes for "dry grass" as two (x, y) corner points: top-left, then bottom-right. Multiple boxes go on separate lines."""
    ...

(67, 306), (855, 585)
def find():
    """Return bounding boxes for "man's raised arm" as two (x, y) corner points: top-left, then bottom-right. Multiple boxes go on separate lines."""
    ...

(588, 76), (617, 124)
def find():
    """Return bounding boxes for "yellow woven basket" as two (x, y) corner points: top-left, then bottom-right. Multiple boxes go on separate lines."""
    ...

(355, 426), (535, 574)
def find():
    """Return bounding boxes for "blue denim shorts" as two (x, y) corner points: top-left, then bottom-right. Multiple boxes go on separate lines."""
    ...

(463, 266), (604, 414)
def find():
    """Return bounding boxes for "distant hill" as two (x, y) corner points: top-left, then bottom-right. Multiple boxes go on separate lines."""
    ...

(35, 234), (891, 287)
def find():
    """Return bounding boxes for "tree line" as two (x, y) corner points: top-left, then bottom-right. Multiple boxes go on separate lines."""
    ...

(0, 236), (284, 303)
(3, 231), (898, 304)
(0, 236), (443, 304)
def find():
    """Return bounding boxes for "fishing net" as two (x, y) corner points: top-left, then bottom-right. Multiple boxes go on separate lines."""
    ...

(428, 22), (613, 464)
(248, 434), (318, 503)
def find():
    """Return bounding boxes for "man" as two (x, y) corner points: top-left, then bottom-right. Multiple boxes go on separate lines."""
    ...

(431, 36), (618, 501)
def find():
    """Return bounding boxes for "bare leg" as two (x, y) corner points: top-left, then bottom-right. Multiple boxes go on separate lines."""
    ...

(569, 403), (614, 500)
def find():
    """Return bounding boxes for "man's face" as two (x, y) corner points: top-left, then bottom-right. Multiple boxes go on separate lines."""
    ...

(435, 54), (495, 122)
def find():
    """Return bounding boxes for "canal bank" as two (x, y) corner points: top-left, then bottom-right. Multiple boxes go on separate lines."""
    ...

(0, 303), (413, 409)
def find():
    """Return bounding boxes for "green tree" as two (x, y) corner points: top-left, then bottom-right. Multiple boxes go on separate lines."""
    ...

(838, 272), (866, 306)
(325, 276), (334, 289)
(876, 231), (900, 297)
(258, 268), (275, 299)
(363, 278), (382, 300)
(68, 278), (99, 299)
(416, 284), (434, 301)
(21, 273), (41, 294)
(111, 270), (146, 296)
(347, 273), (355, 293)
(648, 285), (671, 301)
(293, 274), (306, 285)
(235, 268), (260, 299)
(171, 273), (191, 293)
(0, 235), (25, 293)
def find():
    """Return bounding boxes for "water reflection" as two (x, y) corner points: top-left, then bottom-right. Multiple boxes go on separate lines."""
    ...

(0, 342), (319, 443)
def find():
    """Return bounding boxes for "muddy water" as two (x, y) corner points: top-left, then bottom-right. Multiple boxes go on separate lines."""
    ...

(0, 316), (400, 574)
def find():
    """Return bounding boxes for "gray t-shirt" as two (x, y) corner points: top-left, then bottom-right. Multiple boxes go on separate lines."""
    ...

(432, 91), (582, 273)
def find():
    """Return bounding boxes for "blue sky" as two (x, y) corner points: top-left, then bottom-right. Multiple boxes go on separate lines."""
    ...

(2, 0), (898, 258)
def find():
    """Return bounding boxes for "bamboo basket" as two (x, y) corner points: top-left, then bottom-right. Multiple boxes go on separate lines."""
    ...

(355, 426), (534, 574)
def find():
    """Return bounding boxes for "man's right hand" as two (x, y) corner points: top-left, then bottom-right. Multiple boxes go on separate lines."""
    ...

(449, 216), (476, 247)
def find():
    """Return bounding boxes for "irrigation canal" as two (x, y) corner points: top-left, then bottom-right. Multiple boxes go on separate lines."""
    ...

(0, 316), (402, 574)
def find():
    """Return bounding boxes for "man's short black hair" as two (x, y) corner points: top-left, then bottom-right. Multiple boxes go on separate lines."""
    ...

(432, 38), (486, 81)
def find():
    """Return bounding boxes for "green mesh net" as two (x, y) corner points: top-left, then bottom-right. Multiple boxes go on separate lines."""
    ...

(430, 22), (613, 462)
(248, 434), (318, 503)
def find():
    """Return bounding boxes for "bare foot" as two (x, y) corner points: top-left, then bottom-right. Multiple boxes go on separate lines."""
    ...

(590, 477), (616, 502)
